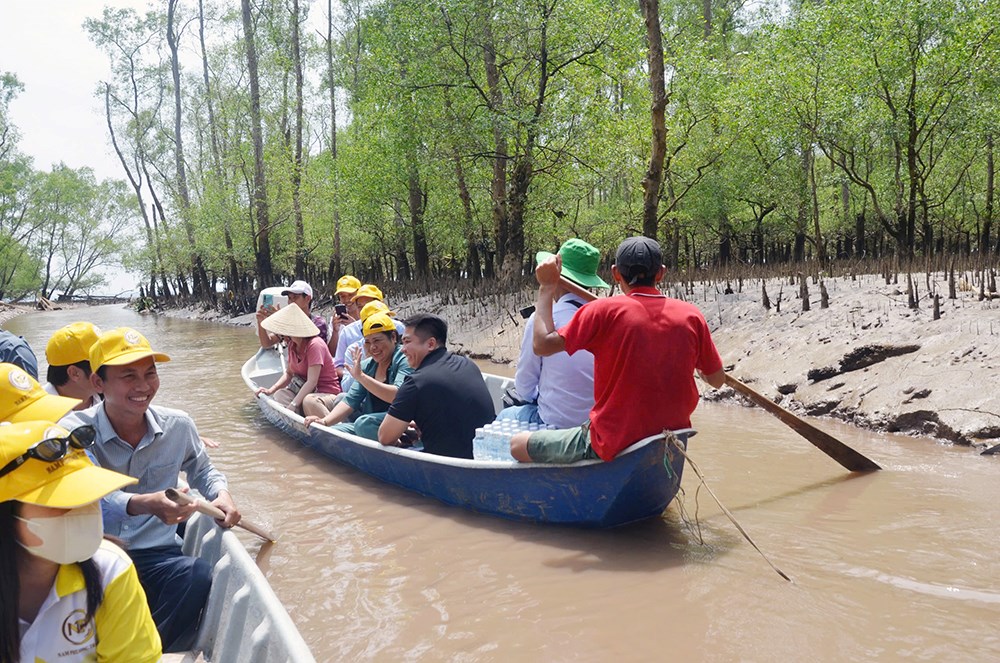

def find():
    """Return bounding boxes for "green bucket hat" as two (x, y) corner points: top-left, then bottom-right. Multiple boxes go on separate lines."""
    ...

(536, 238), (610, 290)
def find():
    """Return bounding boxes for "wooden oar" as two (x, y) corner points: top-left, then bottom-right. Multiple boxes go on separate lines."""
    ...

(555, 275), (881, 473)
(165, 488), (278, 542)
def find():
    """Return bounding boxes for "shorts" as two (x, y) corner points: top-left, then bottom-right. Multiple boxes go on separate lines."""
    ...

(526, 422), (600, 464)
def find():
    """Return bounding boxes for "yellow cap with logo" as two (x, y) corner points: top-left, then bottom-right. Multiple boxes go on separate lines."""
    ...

(89, 328), (171, 373)
(359, 300), (395, 322)
(0, 420), (137, 507)
(335, 275), (362, 295)
(45, 322), (102, 367)
(351, 284), (384, 302)
(362, 313), (397, 338)
(0, 363), (80, 424)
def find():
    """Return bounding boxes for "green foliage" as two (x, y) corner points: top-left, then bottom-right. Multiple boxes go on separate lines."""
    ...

(29, 0), (997, 301)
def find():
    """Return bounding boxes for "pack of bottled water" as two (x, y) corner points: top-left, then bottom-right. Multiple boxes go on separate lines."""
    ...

(473, 420), (554, 461)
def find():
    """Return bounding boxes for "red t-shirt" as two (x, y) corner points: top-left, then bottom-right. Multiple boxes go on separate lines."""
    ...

(560, 287), (722, 461)
(288, 336), (341, 395)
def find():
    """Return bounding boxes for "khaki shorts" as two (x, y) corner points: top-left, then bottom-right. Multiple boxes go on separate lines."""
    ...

(526, 422), (600, 464)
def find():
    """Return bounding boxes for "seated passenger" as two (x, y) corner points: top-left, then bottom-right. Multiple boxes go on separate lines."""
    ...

(43, 322), (103, 410)
(59, 327), (240, 652)
(256, 280), (329, 349)
(333, 284), (386, 381)
(255, 304), (341, 414)
(340, 300), (407, 393)
(329, 274), (362, 354)
(377, 314), (494, 459)
(303, 313), (413, 439)
(510, 237), (725, 464)
(0, 420), (161, 662)
(0, 362), (80, 424)
(497, 239), (609, 429)
(0, 328), (39, 379)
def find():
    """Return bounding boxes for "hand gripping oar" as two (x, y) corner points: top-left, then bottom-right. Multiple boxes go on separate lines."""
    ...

(554, 275), (881, 473)
(165, 488), (277, 542)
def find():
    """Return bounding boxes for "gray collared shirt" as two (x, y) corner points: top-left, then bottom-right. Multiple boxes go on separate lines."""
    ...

(60, 403), (228, 550)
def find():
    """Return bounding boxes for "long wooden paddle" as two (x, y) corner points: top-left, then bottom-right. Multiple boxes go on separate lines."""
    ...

(165, 488), (278, 542)
(554, 275), (881, 473)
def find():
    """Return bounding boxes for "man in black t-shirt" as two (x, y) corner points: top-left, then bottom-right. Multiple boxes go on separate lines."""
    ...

(378, 313), (494, 459)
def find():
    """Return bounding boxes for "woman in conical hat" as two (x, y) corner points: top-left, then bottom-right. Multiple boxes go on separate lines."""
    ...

(255, 302), (341, 414)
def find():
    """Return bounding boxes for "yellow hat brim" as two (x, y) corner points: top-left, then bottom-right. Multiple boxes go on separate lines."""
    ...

(14, 463), (137, 508)
(100, 349), (171, 367)
(5, 393), (82, 424)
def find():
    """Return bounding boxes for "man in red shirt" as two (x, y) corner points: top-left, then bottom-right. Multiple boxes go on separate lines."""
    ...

(510, 236), (726, 463)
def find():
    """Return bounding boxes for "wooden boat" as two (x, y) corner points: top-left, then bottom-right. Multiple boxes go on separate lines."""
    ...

(173, 513), (316, 662)
(243, 347), (692, 528)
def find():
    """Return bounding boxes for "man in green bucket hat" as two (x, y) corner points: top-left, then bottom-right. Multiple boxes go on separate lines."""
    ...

(497, 238), (610, 429)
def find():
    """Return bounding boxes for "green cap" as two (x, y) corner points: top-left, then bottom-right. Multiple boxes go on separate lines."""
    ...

(536, 238), (610, 290)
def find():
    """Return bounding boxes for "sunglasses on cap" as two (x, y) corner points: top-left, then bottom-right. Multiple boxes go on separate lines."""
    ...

(0, 425), (97, 479)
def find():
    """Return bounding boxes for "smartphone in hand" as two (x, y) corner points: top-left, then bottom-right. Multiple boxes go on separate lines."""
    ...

(334, 303), (348, 318)
(263, 294), (273, 308)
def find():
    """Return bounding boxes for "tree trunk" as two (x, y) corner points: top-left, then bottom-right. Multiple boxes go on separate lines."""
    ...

(640, 0), (667, 239)
(408, 164), (429, 278)
(104, 84), (163, 299)
(483, 16), (507, 274)
(985, 133), (994, 254)
(326, 0), (337, 161)
(808, 147), (827, 265)
(291, 0), (306, 279)
(198, 0), (240, 293)
(241, 0), (273, 286)
(167, 0), (210, 299)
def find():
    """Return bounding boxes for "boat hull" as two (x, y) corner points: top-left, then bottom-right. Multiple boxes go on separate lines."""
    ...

(245, 349), (688, 528)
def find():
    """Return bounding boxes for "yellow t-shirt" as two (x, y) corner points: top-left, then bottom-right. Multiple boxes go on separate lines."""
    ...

(18, 539), (161, 662)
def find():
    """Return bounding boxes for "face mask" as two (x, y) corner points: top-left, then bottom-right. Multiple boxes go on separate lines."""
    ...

(16, 501), (104, 565)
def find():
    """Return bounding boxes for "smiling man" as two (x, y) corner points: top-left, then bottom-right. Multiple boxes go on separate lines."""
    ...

(59, 327), (240, 652)
(377, 313), (494, 458)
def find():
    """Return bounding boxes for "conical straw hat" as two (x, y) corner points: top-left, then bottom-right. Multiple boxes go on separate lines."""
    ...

(260, 303), (319, 338)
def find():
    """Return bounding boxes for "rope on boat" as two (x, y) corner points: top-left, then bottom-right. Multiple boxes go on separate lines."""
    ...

(664, 430), (792, 583)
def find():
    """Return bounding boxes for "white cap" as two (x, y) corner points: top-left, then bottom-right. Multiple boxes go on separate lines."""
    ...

(281, 280), (313, 298)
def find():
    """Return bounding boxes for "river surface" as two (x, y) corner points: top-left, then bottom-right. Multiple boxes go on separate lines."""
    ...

(7, 305), (1000, 661)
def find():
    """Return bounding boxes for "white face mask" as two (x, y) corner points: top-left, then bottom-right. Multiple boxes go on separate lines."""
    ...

(16, 501), (104, 565)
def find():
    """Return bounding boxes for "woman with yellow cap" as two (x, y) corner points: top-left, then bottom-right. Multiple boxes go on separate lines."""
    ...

(303, 312), (413, 441)
(0, 421), (161, 662)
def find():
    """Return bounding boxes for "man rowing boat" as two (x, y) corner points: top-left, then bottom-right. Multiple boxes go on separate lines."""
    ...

(510, 236), (725, 463)
(60, 328), (240, 651)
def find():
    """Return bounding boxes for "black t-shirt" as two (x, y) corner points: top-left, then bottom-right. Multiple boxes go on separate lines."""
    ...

(387, 347), (495, 459)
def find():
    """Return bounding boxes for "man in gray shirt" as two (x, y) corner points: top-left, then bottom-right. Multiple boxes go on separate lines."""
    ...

(60, 327), (240, 652)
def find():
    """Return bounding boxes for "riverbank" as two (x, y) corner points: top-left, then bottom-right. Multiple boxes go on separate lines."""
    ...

(0, 302), (33, 326)
(157, 270), (1000, 451)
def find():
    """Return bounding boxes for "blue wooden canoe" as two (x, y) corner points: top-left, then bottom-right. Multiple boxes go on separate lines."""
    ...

(242, 348), (692, 528)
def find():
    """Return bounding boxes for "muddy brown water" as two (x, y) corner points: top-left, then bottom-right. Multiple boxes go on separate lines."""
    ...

(7, 305), (1000, 661)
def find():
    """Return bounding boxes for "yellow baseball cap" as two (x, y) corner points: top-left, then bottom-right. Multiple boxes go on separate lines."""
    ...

(0, 363), (81, 424)
(90, 328), (171, 373)
(359, 300), (394, 322)
(335, 275), (362, 295)
(351, 284), (384, 302)
(45, 322), (102, 367)
(363, 313), (397, 337)
(0, 421), (137, 507)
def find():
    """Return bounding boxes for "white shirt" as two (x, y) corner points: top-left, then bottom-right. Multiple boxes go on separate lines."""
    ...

(18, 540), (161, 662)
(515, 293), (594, 428)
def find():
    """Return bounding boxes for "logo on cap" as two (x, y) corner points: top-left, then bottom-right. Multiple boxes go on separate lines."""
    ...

(124, 330), (142, 345)
(8, 369), (31, 391)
